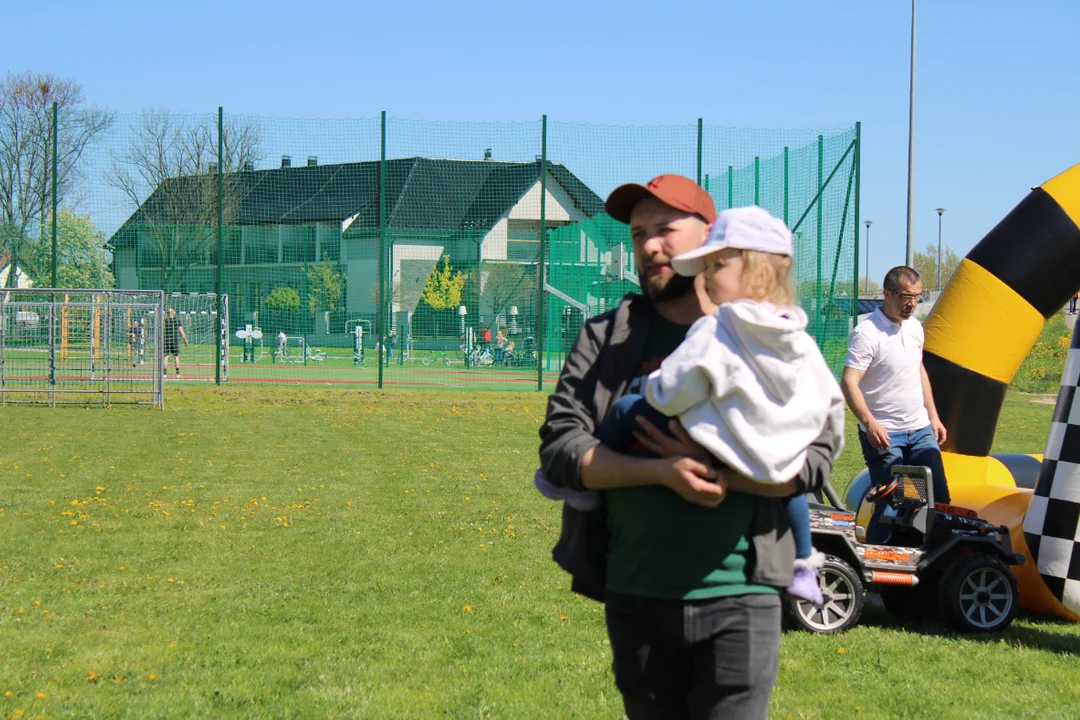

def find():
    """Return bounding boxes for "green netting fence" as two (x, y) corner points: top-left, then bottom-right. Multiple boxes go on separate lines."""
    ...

(1, 107), (860, 391)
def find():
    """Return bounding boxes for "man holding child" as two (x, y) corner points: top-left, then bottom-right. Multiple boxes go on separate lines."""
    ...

(538, 174), (842, 718)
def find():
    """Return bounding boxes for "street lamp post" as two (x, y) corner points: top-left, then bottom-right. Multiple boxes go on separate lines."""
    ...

(905, 0), (917, 266)
(863, 220), (872, 295)
(935, 207), (945, 290)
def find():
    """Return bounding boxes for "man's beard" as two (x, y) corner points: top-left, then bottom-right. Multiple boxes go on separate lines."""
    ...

(639, 270), (695, 303)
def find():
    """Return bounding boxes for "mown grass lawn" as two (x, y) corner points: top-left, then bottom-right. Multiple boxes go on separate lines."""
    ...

(1, 386), (1078, 719)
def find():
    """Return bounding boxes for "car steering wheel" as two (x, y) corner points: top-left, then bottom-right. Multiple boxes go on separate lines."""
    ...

(865, 477), (900, 503)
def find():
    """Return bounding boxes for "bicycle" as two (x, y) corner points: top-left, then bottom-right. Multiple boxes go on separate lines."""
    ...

(463, 344), (494, 368)
(421, 350), (453, 367)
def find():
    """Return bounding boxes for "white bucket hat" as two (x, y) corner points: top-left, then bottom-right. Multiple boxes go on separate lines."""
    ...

(671, 206), (793, 277)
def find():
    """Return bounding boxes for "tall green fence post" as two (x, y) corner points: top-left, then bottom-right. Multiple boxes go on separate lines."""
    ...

(816, 134), (824, 309)
(378, 111), (387, 390)
(754, 156), (761, 206)
(696, 118), (703, 187)
(215, 107), (224, 386)
(853, 121), (862, 325)
(51, 102), (58, 288)
(536, 114), (548, 391)
(783, 146), (790, 227)
(727, 166), (733, 209)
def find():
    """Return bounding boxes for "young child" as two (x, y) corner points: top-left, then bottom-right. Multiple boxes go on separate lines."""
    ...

(536, 206), (845, 604)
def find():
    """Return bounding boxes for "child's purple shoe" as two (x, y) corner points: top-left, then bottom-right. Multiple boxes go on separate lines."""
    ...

(786, 550), (825, 605)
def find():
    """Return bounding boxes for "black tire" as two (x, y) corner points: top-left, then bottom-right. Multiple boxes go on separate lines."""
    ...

(441, 356), (452, 367)
(421, 354), (433, 367)
(937, 554), (1017, 633)
(786, 556), (865, 633)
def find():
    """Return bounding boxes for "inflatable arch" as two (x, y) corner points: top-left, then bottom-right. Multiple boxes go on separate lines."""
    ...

(849, 162), (1080, 621)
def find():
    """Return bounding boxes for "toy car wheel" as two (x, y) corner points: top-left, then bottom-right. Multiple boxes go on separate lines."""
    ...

(441, 356), (452, 367)
(421, 355), (433, 367)
(937, 554), (1018, 633)
(786, 556), (864, 633)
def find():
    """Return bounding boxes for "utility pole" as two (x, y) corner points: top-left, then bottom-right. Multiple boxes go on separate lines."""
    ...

(863, 220), (873, 295)
(905, 0), (917, 265)
(935, 207), (945, 290)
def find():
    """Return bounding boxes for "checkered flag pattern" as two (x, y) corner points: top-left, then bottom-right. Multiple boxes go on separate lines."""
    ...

(1024, 318), (1080, 614)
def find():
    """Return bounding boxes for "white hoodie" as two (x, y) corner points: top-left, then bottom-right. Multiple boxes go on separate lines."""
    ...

(644, 299), (845, 483)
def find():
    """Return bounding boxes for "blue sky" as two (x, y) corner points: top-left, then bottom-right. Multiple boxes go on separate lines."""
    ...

(4, 0), (1079, 283)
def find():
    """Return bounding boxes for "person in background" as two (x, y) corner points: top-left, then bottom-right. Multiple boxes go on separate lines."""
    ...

(163, 308), (189, 378)
(841, 266), (950, 544)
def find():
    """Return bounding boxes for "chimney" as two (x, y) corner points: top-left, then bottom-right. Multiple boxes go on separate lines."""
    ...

(483, 148), (492, 161)
(307, 156), (318, 167)
(243, 161), (254, 172)
(281, 155), (292, 168)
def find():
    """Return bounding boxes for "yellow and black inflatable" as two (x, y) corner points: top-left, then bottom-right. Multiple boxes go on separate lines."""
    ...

(849, 162), (1080, 621)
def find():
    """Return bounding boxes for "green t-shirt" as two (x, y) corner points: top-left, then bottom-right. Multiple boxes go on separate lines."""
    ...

(605, 312), (778, 600)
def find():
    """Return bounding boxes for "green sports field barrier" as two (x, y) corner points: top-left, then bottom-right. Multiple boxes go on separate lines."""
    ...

(1, 108), (860, 390)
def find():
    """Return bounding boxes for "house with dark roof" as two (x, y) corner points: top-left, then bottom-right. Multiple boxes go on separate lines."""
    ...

(108, 156), (605, 330)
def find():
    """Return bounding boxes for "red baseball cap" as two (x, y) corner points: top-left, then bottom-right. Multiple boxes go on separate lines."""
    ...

(605, 174), (717, 225)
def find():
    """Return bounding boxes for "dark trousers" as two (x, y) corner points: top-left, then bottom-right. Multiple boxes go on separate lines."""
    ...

(605, 591), (782, 719)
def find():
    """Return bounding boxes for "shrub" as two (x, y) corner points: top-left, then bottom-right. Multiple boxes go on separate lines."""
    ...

(1011, 314), (1072, 393)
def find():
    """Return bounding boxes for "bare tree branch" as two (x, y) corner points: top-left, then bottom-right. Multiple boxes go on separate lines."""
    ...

(108, 110), (262, 292)
(0, 70), (112, 285)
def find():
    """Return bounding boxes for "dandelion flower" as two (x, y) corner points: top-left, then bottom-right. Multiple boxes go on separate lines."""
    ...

(35, 692), (45, 699)
(837, 647), (847, 655)
(463, 605), (472, 613)
(148, 674), (157, 681)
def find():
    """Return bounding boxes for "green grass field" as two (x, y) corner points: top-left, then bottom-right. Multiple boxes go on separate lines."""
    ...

(2, 387), (1079, 719)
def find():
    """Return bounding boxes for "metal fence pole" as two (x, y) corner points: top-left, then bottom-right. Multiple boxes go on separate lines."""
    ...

(727, 166), (733, 209)
(215, 107), (224, 386)
(696, 118), (703, 187)
(783, 146), (790, 227)
(817, 135), (824, 300)
(754, 156), (760, 206)
(853, 121), (862, 327)
(51, 102), (58, 288)
(536, 114), (548, 392)
(378, 110), (386, 390)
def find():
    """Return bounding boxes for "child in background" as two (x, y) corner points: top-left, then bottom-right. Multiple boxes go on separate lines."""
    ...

(536, 206), (845, 603)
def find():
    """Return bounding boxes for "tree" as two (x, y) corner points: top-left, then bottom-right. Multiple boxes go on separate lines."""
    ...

(27, 209), (113, 288)
(421, 255), (465, 310)
(479, 262), (534, 324)
(859, 276), (883, 295)
(108, 110), (261, 292)
(0, 71), (113, 286)
(266, 287), (300, 311)
(305, 264), (344, 312)
(913, 243), (961, 291)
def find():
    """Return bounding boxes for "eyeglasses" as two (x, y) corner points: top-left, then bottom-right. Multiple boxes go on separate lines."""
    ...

(885, 289), (921, 303)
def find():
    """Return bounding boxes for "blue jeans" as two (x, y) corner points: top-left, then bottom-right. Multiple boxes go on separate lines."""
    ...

(598, 394), (813, 560)
(858, 425), (950, 544)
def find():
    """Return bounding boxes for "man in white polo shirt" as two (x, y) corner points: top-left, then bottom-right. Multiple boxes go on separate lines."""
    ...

(841, 266), (949, 543)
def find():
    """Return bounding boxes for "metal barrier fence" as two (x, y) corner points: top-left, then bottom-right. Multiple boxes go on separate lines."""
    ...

(1, 107), (861, 391)
(0, 289), (164, 407)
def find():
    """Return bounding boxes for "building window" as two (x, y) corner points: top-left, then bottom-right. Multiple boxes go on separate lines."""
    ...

(244, 227), (278, 265)
(506, 219), (570, 262)
(317, 225), (341, 262)
(282, 225), (316, 263)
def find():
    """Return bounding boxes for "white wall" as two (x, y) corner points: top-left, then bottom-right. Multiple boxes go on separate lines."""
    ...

(480, 173), (588, 261)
